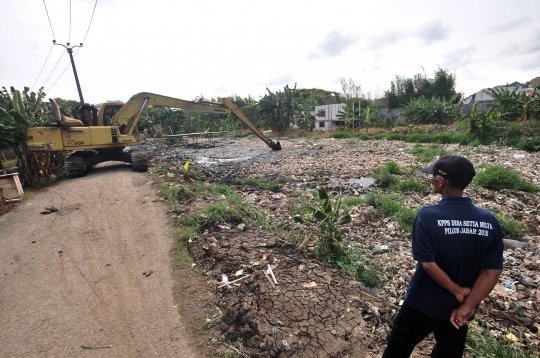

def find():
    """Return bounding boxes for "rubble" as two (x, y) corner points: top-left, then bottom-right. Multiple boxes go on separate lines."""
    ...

(143, 137), (540, 356)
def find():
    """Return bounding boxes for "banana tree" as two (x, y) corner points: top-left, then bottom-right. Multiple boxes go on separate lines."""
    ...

(337, 104), (359, 131)
(257, 84), (299, 133)
(293, 188), (351, 256)
(0, 86), (61, 183)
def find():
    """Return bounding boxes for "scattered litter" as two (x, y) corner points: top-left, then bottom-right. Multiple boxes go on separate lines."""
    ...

(191, 263), (197, 267)
(303, 282), (318, 288)
(40, 206), (58, 215)
(282, 340), (291, 350)
(237, 223), (246, 231)
(235, 269), (244, 277)
(81, 345), (112, 349)
(262, 253), (268, 260)
(143, 270), (153, 277)
(267, 264), (278, 284)
(218, 275), (250, 288)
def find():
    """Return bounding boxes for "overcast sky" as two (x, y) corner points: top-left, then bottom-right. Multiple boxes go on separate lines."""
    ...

(2, 0), (539, 104)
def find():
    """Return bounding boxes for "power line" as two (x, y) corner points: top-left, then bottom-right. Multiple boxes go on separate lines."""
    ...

(31, 45), (54, 91)
(42, 0), (56, 39)
(48, 48), (80, 93)
(81, 0), (98, 44)
(40, 50), (66, 88)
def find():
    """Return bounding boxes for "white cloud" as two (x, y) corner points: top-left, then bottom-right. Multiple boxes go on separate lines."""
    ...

(488, 16), (531, 33)
(308, 30), (359, 59)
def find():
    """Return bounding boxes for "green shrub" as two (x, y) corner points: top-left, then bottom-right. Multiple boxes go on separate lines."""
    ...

(517, 137), (540, 152)
(365, 192), (403, 216)
(391, 178), (429, 193)
(474, 166), (539, 192)
(386, 133), (404, 141)
(314, 143), (325, 149)
(493, 212), (528, 240)
(384, 161), (401, 174)
(330, 132), (353, 139)
(373, 170), (399, 188)
(358, 134), (370, 140)
(396, 207), (420, 232)
(372, 133), (386, 140)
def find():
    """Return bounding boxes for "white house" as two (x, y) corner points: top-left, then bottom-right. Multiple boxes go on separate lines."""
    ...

(313, 103), (347, 131)
(461, 78), (540, 114)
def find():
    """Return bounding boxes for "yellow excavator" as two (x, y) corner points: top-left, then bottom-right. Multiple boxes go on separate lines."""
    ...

(26, 92), (281, 178)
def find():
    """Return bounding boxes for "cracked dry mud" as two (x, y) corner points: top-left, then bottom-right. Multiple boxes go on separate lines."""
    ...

(188, 228), (393, 358)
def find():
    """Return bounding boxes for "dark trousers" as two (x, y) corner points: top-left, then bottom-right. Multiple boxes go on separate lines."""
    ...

(382, 303), (468, 358)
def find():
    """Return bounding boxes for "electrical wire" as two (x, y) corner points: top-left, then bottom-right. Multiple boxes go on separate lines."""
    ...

(81, 0), (98, 44)
(46, 0), (98, 94)
(48, 48), (81, 92)
(31, 44), (54, 91)
(42, 0), (56, 39)
(40, 50), (65, 89)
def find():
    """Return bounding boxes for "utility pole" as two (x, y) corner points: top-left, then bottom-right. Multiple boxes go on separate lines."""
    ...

(53, 40), (85, 104)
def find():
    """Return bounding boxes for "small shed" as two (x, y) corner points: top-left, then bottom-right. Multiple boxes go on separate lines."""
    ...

(0, 173), (24, 202)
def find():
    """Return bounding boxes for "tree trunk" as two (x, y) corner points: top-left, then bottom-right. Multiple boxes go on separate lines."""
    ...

(13, 143), (64, 184)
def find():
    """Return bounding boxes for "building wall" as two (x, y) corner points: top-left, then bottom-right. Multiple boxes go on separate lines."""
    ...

(313, 103), (346, 131)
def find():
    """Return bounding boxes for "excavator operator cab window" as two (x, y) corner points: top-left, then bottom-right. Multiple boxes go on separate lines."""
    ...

(103, 105), (123, 126)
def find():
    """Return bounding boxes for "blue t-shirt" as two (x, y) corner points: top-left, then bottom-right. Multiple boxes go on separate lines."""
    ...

(404, 196), (503, 320)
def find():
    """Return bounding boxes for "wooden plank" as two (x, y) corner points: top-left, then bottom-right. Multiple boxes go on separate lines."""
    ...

(0, 173), (23, 199)
(13, 174), (23, 196)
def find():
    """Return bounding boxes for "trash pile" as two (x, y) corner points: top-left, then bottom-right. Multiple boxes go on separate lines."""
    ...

(143, 137), (540, 356)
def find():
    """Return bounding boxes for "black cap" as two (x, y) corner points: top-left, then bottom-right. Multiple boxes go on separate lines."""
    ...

(421, 155), (476, 187)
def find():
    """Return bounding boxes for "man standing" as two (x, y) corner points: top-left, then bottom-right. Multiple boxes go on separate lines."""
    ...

(382, 155), (503, 358)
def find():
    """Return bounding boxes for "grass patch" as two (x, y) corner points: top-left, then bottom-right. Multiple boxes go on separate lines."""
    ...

(236, 177), (281, 192)
(313, 143), (325, 149)
(346, 139), (357, 145)
(2, 159), (17, 168)
(466, 324), (537, 358)
(365, 191), (419, 231)
(409, 144), (449, 162)
(337, 245), (386, 288)
(473, 166), (539, 192)
(341, 197), (364, 212)
(302, 170), (317, 176)
(330, 132), (353, 139)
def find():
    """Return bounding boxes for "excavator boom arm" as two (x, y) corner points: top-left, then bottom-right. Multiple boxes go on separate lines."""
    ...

(112, 92), (281, 150)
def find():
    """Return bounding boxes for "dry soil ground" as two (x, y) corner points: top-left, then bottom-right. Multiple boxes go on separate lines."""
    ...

(0, 162), (202, 358)
(3, 135), (540, 358)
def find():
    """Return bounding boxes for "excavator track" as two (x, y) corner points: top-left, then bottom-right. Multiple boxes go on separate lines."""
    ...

(65, 152), (88, 178)
(131, 149), (148, 172)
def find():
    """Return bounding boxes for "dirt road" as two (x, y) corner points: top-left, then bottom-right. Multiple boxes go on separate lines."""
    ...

(0, 163), (200, 357)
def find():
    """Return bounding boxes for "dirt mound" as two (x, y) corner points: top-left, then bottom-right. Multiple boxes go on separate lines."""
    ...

(188, 227), (396, 357)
